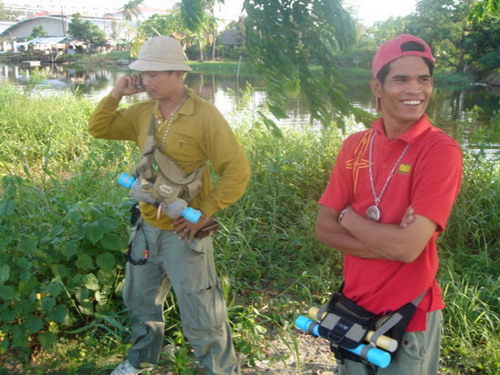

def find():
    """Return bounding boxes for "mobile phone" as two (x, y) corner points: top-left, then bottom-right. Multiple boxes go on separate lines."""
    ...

(195, 218), (219, 239)
(135, 75), (144, 89)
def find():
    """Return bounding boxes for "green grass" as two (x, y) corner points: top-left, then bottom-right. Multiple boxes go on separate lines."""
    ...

(0, 85), (498, 374)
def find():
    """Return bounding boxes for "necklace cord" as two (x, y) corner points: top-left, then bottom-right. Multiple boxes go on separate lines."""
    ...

(368, 132), (410, 207)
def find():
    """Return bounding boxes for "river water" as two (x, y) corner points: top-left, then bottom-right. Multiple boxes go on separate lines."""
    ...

(1, 62), (498, 156)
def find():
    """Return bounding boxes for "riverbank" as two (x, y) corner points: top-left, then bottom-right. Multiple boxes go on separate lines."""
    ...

(44, 51), (482, 86)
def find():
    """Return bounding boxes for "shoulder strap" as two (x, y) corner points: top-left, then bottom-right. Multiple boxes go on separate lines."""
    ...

(142, 115), (156, 154)
(363, 289), (427, 356)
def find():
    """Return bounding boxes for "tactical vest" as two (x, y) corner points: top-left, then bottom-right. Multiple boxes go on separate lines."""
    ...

(134, 115), (205, 205)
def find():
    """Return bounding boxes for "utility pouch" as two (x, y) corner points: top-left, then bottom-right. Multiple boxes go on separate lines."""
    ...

(318, 292), (378, 363)
(151, 149), (204, 204)
(319, 287), (426, 364)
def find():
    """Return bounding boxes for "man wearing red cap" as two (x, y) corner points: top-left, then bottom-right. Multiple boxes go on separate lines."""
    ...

(315, 34), (463, 374)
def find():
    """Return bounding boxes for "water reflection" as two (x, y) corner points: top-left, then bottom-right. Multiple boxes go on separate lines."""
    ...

(0, 62), (498, 152)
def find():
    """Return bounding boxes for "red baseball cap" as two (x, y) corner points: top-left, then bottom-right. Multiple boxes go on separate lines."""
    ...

(372, 34), (435, 79)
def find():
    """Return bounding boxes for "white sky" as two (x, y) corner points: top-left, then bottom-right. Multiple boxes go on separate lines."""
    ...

(139, 0), (417, 26)
(209, 0), (417, 26)
(344, 0), (417, 25)
(26, 0), (416, 27)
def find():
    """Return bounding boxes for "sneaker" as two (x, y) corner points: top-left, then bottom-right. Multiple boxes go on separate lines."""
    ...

(110, 360), (144, 375)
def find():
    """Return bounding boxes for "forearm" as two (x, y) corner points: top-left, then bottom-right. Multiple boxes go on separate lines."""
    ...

(88, 95), (133, 140)
(315, 206), (385, 259)
(339, 209), (436, 263)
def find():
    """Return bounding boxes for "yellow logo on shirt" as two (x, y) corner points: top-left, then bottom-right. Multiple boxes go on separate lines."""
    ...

(399, 164), (411, 174)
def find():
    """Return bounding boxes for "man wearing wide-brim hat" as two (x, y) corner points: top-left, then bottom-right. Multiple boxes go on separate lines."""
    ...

(89, 36), (250, 375)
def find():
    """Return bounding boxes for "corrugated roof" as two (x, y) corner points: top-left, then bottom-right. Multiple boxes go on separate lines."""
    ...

(29, 36), (71, 44)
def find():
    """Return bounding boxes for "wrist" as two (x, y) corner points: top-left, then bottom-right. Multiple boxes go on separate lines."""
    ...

(109, 89), (124, 101)
(337, 208), (351, 224)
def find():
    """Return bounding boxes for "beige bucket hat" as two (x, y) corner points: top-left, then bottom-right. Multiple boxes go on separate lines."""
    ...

(129, 36), (192, 72)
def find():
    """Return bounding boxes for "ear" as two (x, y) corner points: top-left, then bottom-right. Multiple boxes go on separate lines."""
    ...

(371, 76), (382, 98)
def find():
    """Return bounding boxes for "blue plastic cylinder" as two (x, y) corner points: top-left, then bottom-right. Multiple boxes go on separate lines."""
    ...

(117, 172), (136, 189)
(294, 316), (391, 369)
(181, 207), (202, 224)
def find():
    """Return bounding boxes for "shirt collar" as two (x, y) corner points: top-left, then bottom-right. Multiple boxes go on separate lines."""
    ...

(373, 114), (432, 145)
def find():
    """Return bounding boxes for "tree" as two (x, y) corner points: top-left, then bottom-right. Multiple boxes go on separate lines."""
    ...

(29, 26), (48, 39)
(122, 0), (144, 22)
(140, 7), (210, 61)
(180, 0), (219, 61)
(243, 0), (371, 129)
(68, 13), (107, 48)
(464, 15), (500, 74)
(141, 10), (197, 48)
(178, 0), (372, 128)
(468, 0), (499, 23)
(406, 0), (475, 72)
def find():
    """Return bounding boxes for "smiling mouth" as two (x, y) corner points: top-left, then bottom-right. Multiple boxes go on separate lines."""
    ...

(402, 100), (423, 106)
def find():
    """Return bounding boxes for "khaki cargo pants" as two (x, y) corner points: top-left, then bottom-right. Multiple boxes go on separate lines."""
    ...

(123, 220), (240, 375)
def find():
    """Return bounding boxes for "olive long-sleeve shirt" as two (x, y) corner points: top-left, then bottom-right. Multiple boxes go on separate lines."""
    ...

(88, 89), (250, 230)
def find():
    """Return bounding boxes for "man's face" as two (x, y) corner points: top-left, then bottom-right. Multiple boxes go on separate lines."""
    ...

(141, 71), (183, 100)
(372, 56), (433, 130)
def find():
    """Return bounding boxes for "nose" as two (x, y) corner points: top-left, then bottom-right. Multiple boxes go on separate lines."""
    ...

(404, 79), (424, 94)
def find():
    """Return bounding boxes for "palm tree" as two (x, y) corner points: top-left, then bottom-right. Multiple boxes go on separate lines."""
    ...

(122, 0), (144, 23)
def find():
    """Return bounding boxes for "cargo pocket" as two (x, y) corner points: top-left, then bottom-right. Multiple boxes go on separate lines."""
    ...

(182, 281), (227, 331)
(400, 331), (426, 360)
(186, 236), (208, 254)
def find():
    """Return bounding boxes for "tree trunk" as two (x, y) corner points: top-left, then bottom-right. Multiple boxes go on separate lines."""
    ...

(198, 39), (204, 62)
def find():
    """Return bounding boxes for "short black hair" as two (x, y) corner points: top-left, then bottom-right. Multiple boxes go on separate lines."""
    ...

(376, 41), (435, 84)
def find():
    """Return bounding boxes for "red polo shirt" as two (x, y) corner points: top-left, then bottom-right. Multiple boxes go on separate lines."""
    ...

(319, 115), (462, 331)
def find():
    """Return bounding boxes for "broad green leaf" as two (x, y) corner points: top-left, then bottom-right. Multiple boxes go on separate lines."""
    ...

(12, 325), (29, 349)
(0, 199), (16, 217)
(0, 337), (9, 354)
(38, 331), (57, 349)
(18, 238), (37, 253)
(76, 254), (94, 271)
(60, 242), (79, 259)
(78, 301), (95, 316)
(41, 296), (56, 312)
(96, 252), (116, 272)
(0, 237), (12, 251)
(0, 285), (16, 301)
(0, 265), (10, 285)
(48, 304), (68, 324)
(19, 269), (33, 283)
(99, 218), (119, 233)
(67, 208), (83, 223)
(18, 278), (37, 295)
(45, 281), (63, 298)
(73, 287), (85, 303)
(83, 273), (100, 291)
(0, 307), (16, 323)
(85, 221), (105, 244)
(26, 316), (44, 335)
(100, 234), (126, 251)
(51, 264), (69, 278)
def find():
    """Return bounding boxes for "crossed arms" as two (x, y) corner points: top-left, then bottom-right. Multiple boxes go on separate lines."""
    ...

(315, 205), (437, 263)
